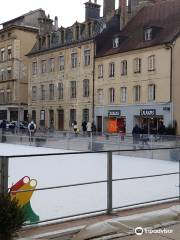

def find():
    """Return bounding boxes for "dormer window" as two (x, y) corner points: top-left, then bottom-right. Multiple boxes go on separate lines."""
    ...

(144, 28), (153, 41)
(113, 37), (119, 48)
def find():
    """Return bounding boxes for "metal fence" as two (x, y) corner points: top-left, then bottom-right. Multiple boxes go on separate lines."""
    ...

(0, 147), (180, 225)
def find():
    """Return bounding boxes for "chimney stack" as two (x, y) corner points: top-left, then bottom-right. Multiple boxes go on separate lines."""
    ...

(84, 0), (101, 21)
(119, 0), (127, 30)
(103, 0), (115, 22)
(54, 16), (58, 31)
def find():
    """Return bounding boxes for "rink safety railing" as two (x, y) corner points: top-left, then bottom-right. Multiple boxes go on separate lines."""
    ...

(0, 147), (180, 225)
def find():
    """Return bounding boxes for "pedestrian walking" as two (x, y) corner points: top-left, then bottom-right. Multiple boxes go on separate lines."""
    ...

(132, 124), (141, 145)
(82, 121), (87, 136)
(73, 121), (78, 136)
(87, 121), (92, 137)
(28, 120), (36, 143)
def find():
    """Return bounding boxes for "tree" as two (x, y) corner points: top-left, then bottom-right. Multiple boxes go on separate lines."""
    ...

(0, 193), (26, 240)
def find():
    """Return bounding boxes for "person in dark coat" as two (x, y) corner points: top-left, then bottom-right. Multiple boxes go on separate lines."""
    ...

(132, 124), (141, 144)
(82, 121), (87, 135)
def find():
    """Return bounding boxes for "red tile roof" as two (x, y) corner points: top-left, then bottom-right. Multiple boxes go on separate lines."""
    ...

(96, 0), (180, 58)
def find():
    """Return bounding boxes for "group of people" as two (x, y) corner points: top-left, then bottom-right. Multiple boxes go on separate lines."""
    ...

(72, 120), (96, 136)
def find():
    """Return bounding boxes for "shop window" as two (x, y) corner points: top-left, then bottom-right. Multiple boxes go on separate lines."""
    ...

(109, 62), (115, 78)
(49, 84), (55, 100)
(121, 60), (127, 76)
(109, 88), (115, 103)
(148, 84), (156, 101)
(120, 87), (127, 103)
(83, 79), (89, 97)
(133, 58), (141, 73)
(83, 109), (89, 122)
(148, 55), (156, 71)
(59, 55), (65, 71)
(32, 86), (37, 101)
(70, 81), (76, 98)
(32, 110), (36, 122)
(58, 82), (63, 100)
(133, 85), (141, 102)
(98, 64), (103, 79)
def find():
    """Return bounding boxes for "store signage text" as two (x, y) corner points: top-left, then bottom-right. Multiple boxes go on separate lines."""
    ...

(140, 109), (156, 116)
(108, 110), (121, 117)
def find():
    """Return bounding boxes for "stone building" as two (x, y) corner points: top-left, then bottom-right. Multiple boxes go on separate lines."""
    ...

(27, 0), (111, 131)
(0, 9), (51, 123)
(95, 0), (180, 134)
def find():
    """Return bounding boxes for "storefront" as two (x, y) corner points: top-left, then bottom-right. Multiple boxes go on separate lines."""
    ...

(135, 109), (164, 134)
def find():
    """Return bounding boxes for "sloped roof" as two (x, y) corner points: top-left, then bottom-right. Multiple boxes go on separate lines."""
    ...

(96, 0), (180, 58)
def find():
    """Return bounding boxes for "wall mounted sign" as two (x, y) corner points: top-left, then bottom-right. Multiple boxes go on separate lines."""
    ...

(108, 110), (121, 118)
(140, 109), (156, 116)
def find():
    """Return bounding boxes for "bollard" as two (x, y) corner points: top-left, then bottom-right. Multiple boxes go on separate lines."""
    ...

(0, 156), (9, 194)
(107, 151), (113, 214)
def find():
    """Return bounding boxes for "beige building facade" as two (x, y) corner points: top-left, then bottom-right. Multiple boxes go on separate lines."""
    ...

(0, 26), (38, 122)
(28, 40), (95, 130)
(95, 46), (173, 134)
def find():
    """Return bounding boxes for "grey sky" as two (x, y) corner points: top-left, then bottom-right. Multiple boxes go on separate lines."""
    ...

(0, 0), (119, 28)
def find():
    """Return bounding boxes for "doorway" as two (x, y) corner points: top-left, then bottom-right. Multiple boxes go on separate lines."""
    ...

(58, 109), (64, 131)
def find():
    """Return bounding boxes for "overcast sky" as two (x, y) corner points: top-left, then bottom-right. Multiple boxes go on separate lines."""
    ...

(0, 0), (119, 28)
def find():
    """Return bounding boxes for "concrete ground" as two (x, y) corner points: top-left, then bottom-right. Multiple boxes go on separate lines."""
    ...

(18, 201), (180, 240)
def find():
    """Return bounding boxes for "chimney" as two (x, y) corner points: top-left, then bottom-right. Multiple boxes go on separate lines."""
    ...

(84, 0), (101, 21)
(103, 0), (115, 21)
(119, 0), (127, 30)
(54, 16), (58, 31)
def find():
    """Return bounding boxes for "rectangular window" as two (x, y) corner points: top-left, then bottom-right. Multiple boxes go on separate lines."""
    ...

(71, 53), (78, 68)
(32, 86), (37, 101)
(121, 60), (127, 76)
(133, 85), (141, 102)
(1, 69), (5, 81)
(144, 28), (153, 41)
(70, 81), (76, 98)
(7, 67), (12, 80)
(98, 64), (103, 79)
(70, 109), (76, 125)
(49, 58), (55, 72)
(148, 84), (156, 101)
(0, 90), (5, 103)
(97, 89), (103, 104)
(6, 89), (12, 103)
(120, 87), (127, 103)
(40, 85), (45, 100)
(82, 109), (89, 122)
(148, 55), (156, 71)
(59, 56), (65, 71)
(83, 79), (89, 97)
(0, 48), (5, 61)
(84, 49), (90, 66)
(32, 62), (37, 75)
(41, 60), (47, 73)
(49, 84), (54, 100)
(58, 82), (63, 99)
(109, 62), (115, 78)
(133, 58), (141, 73)
(109, 88), (115, 103)
(7, 46), (12, 60)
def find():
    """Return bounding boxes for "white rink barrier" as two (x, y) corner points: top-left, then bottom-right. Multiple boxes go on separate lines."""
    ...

(72, 205), (180, 240)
